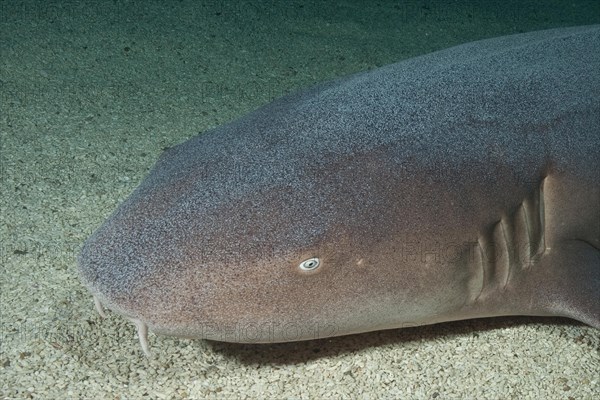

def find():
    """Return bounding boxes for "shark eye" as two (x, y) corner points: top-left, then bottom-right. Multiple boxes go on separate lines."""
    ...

(299, 257), (320, 271)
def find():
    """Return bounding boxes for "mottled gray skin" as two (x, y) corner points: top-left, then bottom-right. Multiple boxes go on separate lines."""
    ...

(79, 25), (599, 348)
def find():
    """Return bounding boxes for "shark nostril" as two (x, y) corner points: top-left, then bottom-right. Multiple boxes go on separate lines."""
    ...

(299, 257), (320, 271)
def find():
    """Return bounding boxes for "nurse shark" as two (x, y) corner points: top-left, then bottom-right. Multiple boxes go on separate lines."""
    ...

(79, 25), (600, 355)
